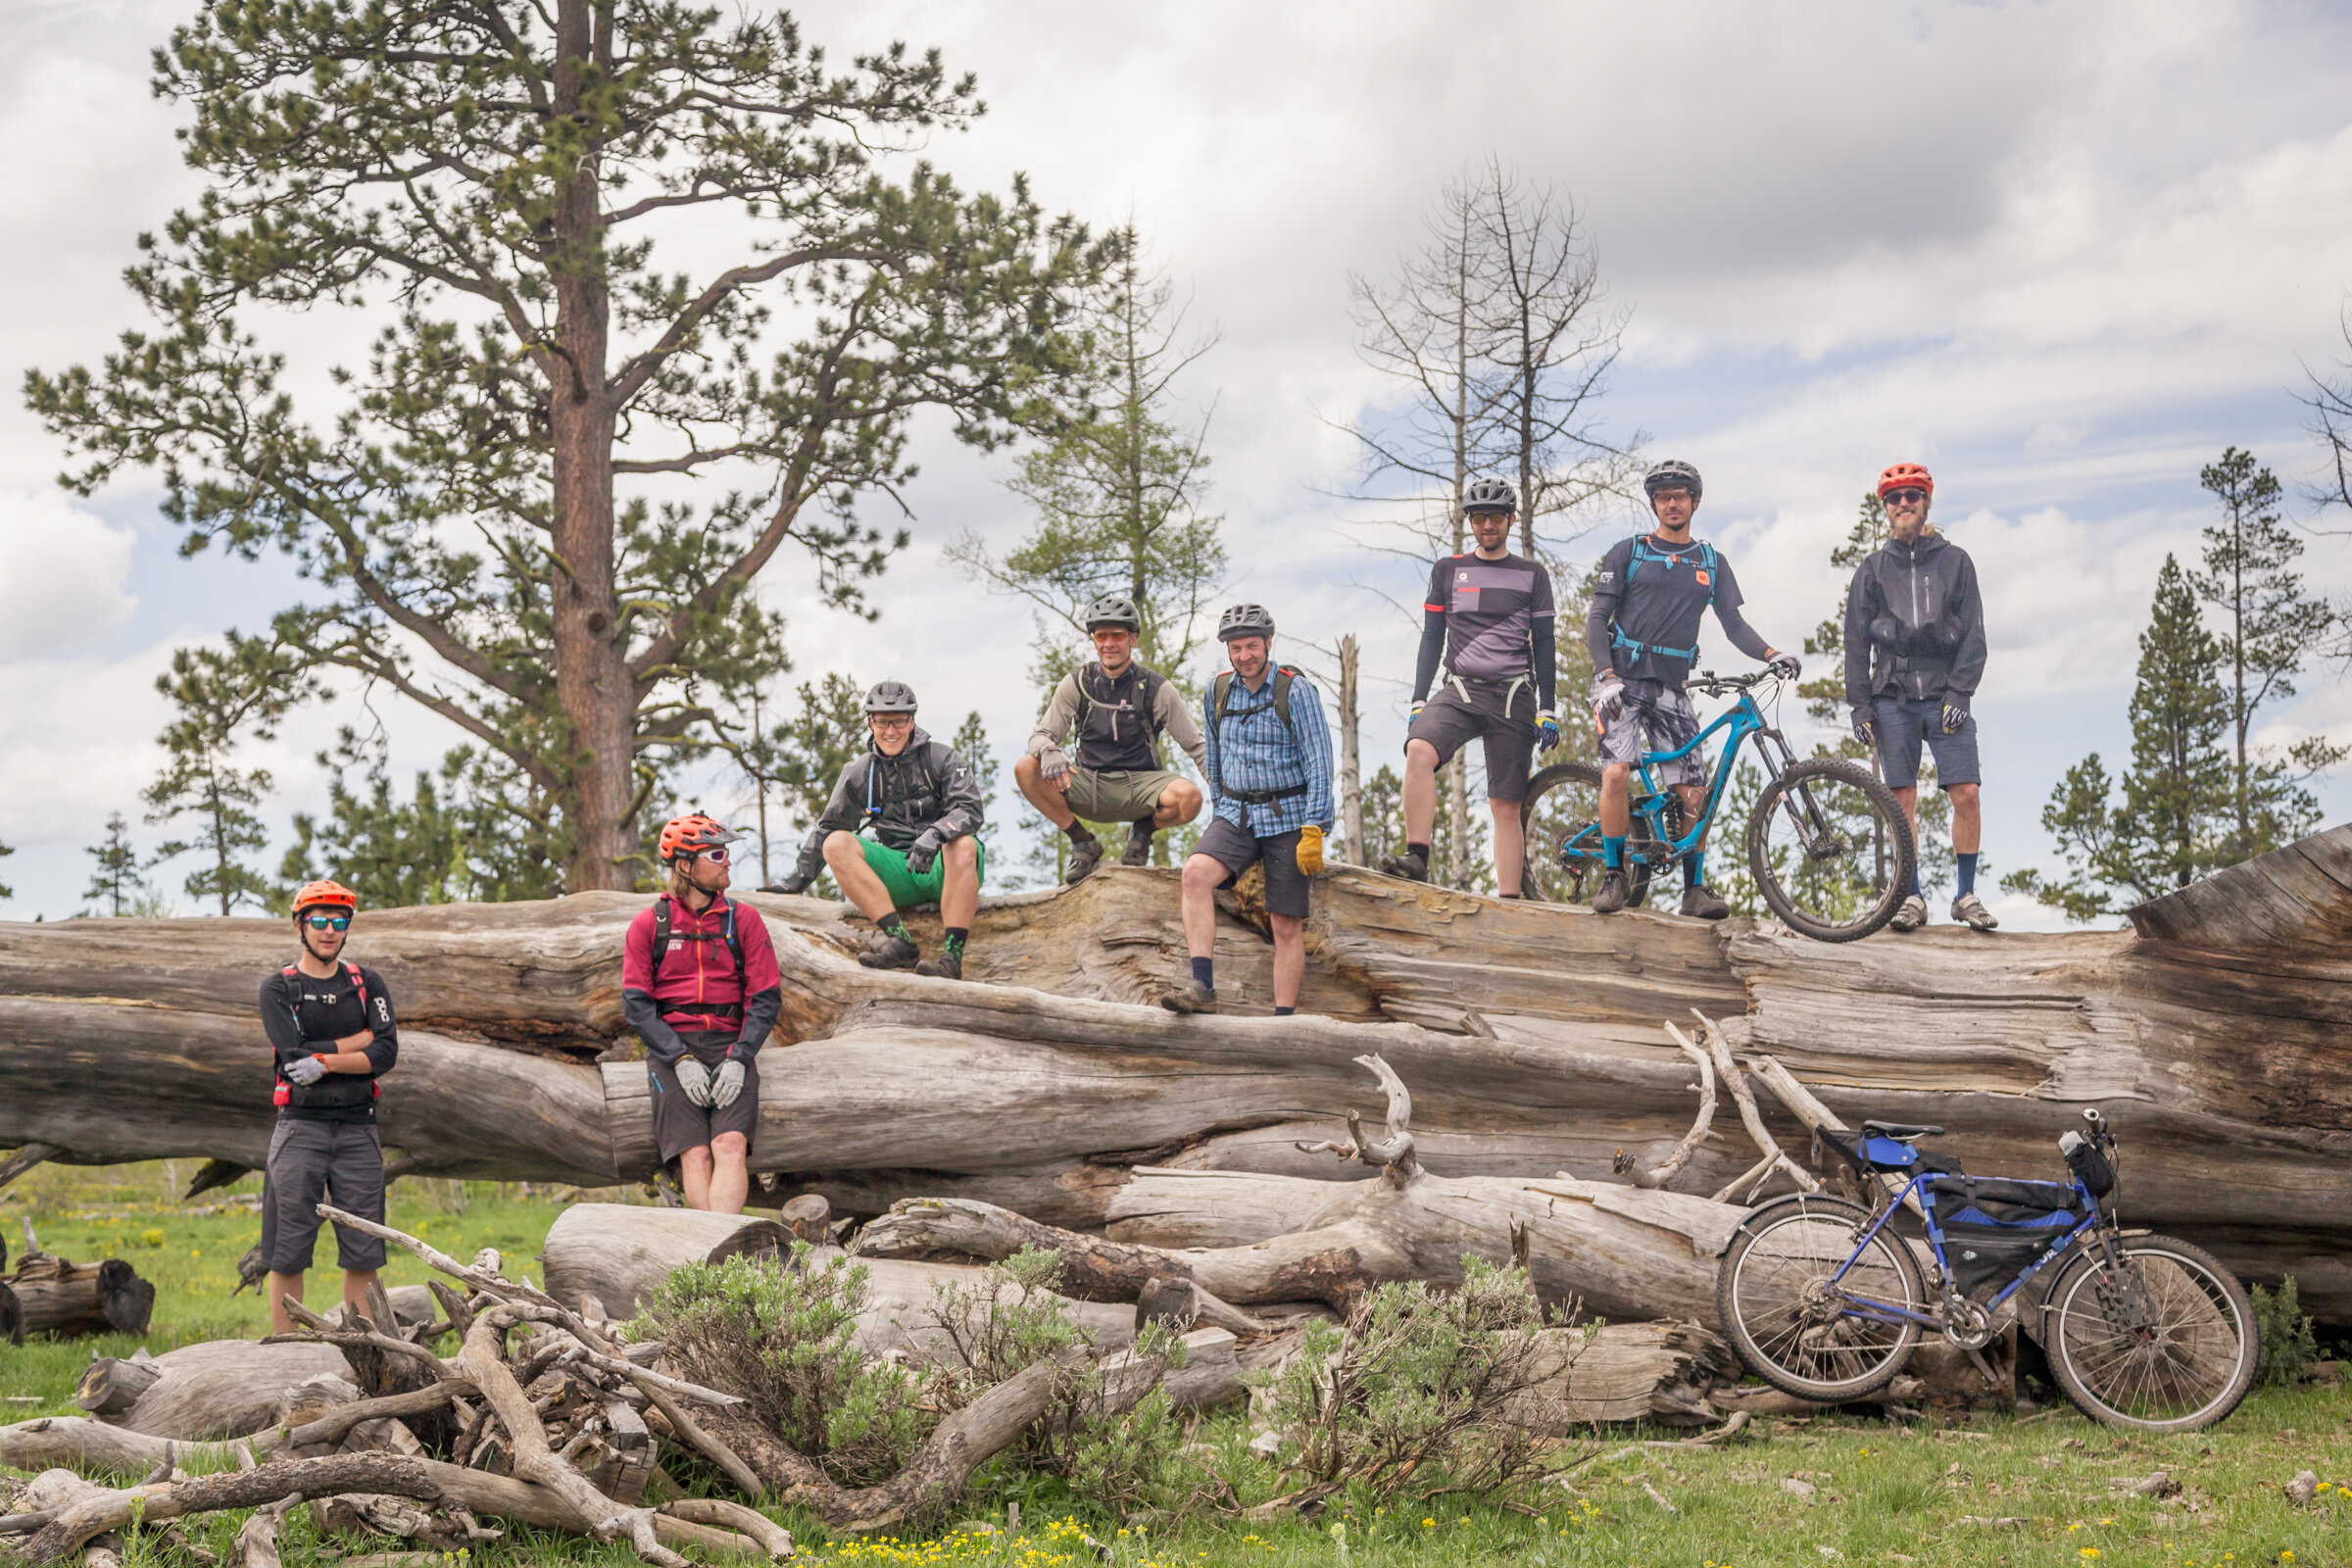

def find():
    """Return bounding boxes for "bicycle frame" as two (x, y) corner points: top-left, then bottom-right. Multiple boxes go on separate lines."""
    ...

(1558, 686), (1808, 868)
(1825, 1174), (2108, 1332)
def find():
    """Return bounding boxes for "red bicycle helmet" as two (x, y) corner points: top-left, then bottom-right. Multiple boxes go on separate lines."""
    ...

(290, 879), (359, 917)
(1877, 463), (1935, 501)
(659, 814), (742, 863)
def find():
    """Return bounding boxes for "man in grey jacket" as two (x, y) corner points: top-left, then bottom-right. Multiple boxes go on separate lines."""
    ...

(1844, 463), (1995, 932)
(772, 681), (988, 977)
(1014, 594), (1207, 882)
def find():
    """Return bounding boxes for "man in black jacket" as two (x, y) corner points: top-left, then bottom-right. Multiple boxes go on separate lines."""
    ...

(258, 880), (398, 1335)
(772, 681), (988, 977)
(1843, 463), (1996, 932)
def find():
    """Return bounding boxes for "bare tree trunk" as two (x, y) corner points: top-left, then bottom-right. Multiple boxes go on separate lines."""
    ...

(1337, 635), (1363, 864)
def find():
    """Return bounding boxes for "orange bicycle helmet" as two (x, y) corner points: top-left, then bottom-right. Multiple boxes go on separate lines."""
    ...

(1877, 463), (1935, 501)
(290, 879), (359, 917)
(659, 813), (742, 863)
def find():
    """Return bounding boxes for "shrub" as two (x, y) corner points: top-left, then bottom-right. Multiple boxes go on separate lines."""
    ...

(2252, 1275), (2320, 1386)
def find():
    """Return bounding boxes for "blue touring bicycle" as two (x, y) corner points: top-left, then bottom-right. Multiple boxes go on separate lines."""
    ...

(1716, 1108), (2257, 1432)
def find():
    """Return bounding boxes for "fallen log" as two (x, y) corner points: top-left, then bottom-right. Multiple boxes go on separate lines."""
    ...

(6, 1226), (155, 1339)
(76, 1341), (354, 1439)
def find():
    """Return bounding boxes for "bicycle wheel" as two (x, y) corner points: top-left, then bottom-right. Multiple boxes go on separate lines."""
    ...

(1519, 762), (1654, 906)
(2043, 1234), (2256, 1432)
(1747, 758), (1915, 942)
(1716, 1194), (1925, 1401)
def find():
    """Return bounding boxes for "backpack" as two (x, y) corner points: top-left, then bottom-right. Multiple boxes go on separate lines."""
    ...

(1208, 666), (1307, 802)
(1609, 536), (1720, 664)
(1073, 662), (1169, 736)
(649, 896), (747, 1020)
(273, 961), (379, 1105)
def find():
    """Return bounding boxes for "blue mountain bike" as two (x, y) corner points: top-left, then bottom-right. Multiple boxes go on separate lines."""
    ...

(1716, 1109), (2257, 1432)
(1520, 670), (1916, 941)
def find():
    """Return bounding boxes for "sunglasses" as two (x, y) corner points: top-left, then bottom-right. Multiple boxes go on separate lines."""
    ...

(1886, 488), (1929, 505)
(305, 913), (352, 931)
(683, 846), (730, 864)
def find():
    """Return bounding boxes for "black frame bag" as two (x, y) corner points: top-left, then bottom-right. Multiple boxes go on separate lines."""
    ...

(1928, 1176), (2082, 1300)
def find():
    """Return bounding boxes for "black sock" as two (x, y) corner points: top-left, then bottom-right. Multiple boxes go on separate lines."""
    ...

(1274, 1005), (1296, 1016)
(1190, 956), (1214, 991)
(1407, 841), (1430, 859)
(945, 927), (968, 958)
(1499, 892), (1521, 900)
(1065, 821), (1097, 843)
(879, 913), (909, 940)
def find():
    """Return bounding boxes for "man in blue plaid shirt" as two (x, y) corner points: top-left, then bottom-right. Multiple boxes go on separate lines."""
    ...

(1163, 604), (1335, 1016)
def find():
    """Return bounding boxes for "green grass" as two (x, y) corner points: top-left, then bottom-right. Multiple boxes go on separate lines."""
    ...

(6, 1163), (2351, 1566)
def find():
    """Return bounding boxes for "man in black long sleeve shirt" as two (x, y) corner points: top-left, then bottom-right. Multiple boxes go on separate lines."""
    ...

(1382, 479), (1560, 897)
(258, 880), (398, 1335)
(1585, 461), (1799, 918)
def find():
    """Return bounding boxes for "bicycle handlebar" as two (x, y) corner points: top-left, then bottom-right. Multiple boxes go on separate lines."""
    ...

(1687, 668), (1781, 697)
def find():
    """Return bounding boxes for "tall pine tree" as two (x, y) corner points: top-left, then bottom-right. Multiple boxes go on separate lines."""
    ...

(145, 640), (313, 914)
(82, 813), (143, 916)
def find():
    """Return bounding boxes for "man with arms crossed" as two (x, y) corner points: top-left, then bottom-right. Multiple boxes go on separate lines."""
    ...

(1587, 460), (1800, 918)
(1844, 463), (1995, 931)
(1161, 605), (1335, 1016)
(1015, 594), (1206, 881)
(1381, 478), (1561, 896)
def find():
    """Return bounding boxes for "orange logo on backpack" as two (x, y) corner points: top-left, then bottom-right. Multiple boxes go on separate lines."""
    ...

(1694, 569), (1711, 586)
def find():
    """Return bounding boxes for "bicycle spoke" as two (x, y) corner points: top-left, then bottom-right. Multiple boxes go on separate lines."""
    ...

(1728, 1211), (1918, 1396)
(1752, 761), (1908, 939)
(2056, 1249), (2244, 1425)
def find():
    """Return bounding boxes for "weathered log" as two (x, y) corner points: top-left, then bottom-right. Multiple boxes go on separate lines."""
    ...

(1502, 1322), (1740, 1430)
(90, 1340), (357, 1439)
(74, 1356), (163, 1417)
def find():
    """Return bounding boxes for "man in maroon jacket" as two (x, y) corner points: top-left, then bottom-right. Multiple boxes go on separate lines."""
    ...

(621, 815), (785, 1212)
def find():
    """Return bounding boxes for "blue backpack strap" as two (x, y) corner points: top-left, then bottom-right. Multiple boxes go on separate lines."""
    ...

(1613, 536), (1714, 662)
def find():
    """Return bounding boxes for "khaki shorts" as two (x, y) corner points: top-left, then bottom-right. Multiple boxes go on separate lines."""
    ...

(1066, 766), (1183, 822)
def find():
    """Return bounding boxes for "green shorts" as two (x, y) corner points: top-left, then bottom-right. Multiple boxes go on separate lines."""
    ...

(1065, 766), (1185, 822)
(860, 834), (985, 909)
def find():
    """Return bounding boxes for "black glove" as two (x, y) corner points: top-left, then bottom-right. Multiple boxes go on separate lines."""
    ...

(767, 874), (811, 896)
(1766, 653), (1801, 681)
(904, 829), (946, 876)
(1940, 697), (1969, 735)
(1850, 708), (1875, 747)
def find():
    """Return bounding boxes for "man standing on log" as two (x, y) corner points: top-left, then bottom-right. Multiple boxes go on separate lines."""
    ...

(1381, 478), (1561, 896)
(775, 682), (988, 979)
(1587, 460), (1802, 919)
(258, 880), (399, 1334)
(1013, 594), (1208, 882)
(1162, 605), (1335, 1015)
(622, 816), (785, 1214)
(1844, 463), (1996, 932)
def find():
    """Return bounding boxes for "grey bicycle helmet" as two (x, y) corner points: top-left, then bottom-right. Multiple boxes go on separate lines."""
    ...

(1217, 603), (1276, 642)
(1643, 460), (1703, 502)
(1463, 477), (1517, 514)
(1083, 594), (1142, 633)
(863, 680), (918, 714)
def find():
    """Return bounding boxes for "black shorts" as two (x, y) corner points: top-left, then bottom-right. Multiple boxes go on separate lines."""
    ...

(263, 1118), (387, 1273)
(649, 1030), (760, 1163)
(1194, 817), (1312, 919)
(1407, 678), (1539, 802)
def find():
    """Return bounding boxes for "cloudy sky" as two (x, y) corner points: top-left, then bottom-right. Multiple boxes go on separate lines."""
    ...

(2, 0), (2349, 925)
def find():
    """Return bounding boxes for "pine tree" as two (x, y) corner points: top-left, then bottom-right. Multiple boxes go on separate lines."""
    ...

(144, 640), (312, 914)
(2192, 448), (2343, 858)
(948, 710), (1001, 857)
(0, 840), (13, 902)
(2004, 556), (2233, 919)
(276, 731), (564, 906)
(82, 813), (143, 916)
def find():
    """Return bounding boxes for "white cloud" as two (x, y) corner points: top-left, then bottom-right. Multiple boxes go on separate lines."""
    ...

(0, 489), (138, 658)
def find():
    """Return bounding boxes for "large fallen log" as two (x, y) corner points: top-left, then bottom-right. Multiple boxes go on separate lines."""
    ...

(2, 826), (2347, 1319)
(74, 1341), (353, 1438)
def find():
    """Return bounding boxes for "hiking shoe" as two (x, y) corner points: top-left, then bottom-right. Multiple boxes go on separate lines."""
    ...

(1159, 980), (1216, 1014)
(1063, 835), (1104, 885)
(915, 948), (963, 980)
(1122, 820), (1156, 866)
(1950, 892), (1999, 931)
(1381, 847), (1430, 883)
(858, 932), (921, 970)
(1590, 868), (1632, 914)
(1888, 894), (1928, 932)
(1679, 883), (1731, 920)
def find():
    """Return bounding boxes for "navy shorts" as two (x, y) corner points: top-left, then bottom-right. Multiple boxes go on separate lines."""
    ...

(1871, 696), (1981, 790)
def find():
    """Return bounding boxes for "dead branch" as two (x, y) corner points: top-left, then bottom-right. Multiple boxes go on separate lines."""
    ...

(1690, 1012), (1816, 1202)
(1614, 1029), (1717, 1189)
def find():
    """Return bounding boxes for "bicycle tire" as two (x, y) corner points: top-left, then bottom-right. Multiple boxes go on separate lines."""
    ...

(1519, 762), (1653, 907)
(2042, 1233), (2256, 1433)
(1716, 1194), (1925, 1402)
(1747, 757), (1915, 942)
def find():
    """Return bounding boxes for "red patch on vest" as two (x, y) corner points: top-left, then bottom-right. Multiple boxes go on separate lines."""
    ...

(1694, 569), (1711, 586)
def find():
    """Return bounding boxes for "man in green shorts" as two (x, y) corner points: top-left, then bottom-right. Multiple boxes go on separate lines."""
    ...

(773, 681), (988, 978)
(1015, 594), (1207, 881)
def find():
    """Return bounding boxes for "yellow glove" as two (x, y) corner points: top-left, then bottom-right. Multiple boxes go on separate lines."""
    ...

(1296, 823), (1326, 875)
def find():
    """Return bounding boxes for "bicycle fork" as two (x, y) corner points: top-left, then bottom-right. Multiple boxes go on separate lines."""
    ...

(1752, 727), (1839, 859)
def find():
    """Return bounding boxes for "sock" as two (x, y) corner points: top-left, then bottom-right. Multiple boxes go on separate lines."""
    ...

(1499, 892), (1521, 900)
(1956, 853), (1979, 898)
(879, 913), (909, 940)
(1684, 851), (1705, 890)
(945, 927), (968, 958)
(1407, 841), (1430, 861)
(1190, 956), (1215, 992)
(1064, 820), (1097, 843)
(1274, 1005), (1296, 1017)
(1602, 835), (1625, 869)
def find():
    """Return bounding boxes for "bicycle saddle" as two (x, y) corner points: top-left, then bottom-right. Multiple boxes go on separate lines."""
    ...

(1858, 1119), (1944, 1141)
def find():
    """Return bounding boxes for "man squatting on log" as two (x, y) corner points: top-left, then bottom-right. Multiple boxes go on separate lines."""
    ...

(1161, 604), (1337, 1017)
(1014, 592), (1207, 883)
(257, 880), (400, 1334)
(621, 817), (784, 1214)
(771, 681), (989, 980)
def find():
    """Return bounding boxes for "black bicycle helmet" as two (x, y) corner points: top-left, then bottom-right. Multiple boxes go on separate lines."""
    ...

(1643, 460), (1703, 502)
(863, 680), (918, 714)
(1083, 594), (1142, 633)
(1464, 477), (1517, 514)
(1217, 603), (1276, 642)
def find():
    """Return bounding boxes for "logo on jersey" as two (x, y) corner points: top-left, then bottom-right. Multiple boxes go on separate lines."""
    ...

(1694, 569), (1711, 587)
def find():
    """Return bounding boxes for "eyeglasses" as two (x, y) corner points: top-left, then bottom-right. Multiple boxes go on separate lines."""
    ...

(869, 714), (914, 728)
(305, 913), (352, 931)
(1886, 488), (1929, 505)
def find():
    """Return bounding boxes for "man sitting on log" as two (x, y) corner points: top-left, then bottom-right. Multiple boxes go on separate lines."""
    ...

(258, 880), (400, 1334)
(1162, 605), (1335, 1015)
(773, 681), (988, 980)
(622, 816), (785, 1214)
(1013, 593), (1207, 882)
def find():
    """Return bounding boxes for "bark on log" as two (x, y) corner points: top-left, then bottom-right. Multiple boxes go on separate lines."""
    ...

(6, 1238), (155, 1340)
(1503, 1322), (1739, 1430)
(96, 1341), (356, 1439)
(4, 824), (2348, 1319)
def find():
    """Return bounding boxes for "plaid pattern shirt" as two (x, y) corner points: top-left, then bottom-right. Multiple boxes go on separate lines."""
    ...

(1202, 668), (1336, 838)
